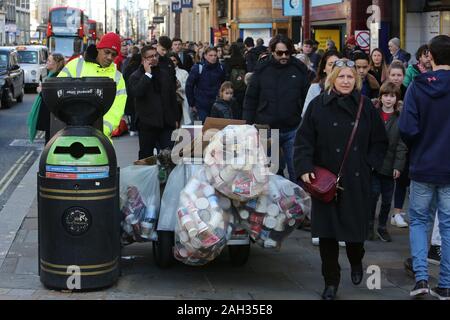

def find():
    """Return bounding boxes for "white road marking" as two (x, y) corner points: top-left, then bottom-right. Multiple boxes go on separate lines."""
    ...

(0, 151), (35, 196)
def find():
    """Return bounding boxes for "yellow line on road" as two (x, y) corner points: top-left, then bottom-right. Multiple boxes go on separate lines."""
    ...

(0, 151), (34, 196)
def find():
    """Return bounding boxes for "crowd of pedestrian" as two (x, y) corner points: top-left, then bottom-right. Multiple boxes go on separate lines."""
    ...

(28, 31), (450, 301)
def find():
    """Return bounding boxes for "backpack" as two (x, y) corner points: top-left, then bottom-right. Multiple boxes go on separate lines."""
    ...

(230, 68), (247, 91)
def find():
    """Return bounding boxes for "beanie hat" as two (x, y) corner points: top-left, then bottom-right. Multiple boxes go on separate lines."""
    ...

(346, 35), (357, 46)
(97, 33), (121, 52)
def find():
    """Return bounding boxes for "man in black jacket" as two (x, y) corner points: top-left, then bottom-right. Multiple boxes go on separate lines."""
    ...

(157, 36), (177, 85)
(243, 34), (310, 182)
(129, 46), (180, 160)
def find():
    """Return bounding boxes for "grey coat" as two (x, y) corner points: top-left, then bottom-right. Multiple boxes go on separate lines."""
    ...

(376, 109), (408, 177)
(294, 90), (388, 242)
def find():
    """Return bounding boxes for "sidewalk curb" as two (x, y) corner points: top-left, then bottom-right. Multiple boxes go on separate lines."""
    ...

(0, 156), (39, 269)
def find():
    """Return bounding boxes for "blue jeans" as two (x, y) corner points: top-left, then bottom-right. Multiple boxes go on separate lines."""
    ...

(278, 129), (297, 182)
(409, 181), (450, 288)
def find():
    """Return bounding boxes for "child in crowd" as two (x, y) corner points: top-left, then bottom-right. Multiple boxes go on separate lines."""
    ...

(211, 82), (238, 119)
(369, 82), (408, 242)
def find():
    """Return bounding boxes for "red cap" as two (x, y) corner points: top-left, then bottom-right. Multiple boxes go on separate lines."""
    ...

(97, 33), (121, 52)
(346, 35), (357, 46)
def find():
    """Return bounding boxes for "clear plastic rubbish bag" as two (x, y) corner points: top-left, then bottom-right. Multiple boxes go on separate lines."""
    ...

(234, 174), (311, 249)
(158, 163), (203, 231)
(174, 168), (232, 266)
(120, 165), (161, 243)
(204, 125), (270, 202)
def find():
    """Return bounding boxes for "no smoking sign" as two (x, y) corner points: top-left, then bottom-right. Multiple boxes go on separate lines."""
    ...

(355, 30), (371, 51)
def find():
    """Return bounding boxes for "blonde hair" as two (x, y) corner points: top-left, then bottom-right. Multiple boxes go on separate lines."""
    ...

(219, 81), (233, 98)
(325, 61), (362, 93)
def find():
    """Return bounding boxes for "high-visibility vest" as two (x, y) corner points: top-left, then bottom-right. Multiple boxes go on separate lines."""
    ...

(58, 57), (127, 138)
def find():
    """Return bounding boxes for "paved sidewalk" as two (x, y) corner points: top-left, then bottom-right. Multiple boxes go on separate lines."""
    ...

(0, 135), (441, 300)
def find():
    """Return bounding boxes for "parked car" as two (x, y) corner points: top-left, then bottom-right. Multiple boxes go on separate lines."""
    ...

(0, 48), (25, 109)
(7, 45), (48, 92)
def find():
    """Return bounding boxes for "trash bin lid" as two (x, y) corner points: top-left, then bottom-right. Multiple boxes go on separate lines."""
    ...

(42, 77), (116, 126)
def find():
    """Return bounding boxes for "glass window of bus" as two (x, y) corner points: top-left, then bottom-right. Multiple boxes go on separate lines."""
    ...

(50, 8), (81, 28)
(49, 37), (83, 58)
(17, 51), (39, 64)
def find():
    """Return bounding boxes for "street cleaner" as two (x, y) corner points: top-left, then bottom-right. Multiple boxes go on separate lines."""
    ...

(58, 32), (127, 139)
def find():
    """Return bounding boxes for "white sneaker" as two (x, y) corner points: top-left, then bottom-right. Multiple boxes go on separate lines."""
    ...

(391, 213), (409, 228)
(338, 242), (346, 247)
(312, 238), (320, 246)
(129, 131), (138, 137)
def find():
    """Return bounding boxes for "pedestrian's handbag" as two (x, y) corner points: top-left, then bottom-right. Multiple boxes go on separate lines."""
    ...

(301, 96), (364, 203)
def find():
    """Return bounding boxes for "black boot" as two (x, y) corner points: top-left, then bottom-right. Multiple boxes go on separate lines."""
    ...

(322, 285), (338, 300)
(351, 264), (364, 285)
(367, 222), (375, 241)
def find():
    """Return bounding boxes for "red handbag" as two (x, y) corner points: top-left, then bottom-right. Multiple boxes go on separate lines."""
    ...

(301, 96), (364, 203)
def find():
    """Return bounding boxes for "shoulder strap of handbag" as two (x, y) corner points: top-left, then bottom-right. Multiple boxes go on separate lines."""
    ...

(337, 96), (365, 179)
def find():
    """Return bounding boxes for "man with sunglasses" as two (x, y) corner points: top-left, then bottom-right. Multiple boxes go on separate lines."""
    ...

(243, 34), (310, 182)
(128, 46), (179, 160)
(58, 32), (127, 139)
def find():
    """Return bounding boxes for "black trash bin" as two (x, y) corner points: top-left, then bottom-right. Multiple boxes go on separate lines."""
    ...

(38, 78), (121, 291)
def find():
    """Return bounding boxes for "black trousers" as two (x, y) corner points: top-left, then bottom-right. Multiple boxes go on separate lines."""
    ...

(319, 238), (365, 287)
(138, 124), (174, 160)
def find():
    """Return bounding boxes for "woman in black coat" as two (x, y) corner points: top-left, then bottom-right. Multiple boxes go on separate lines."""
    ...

(294, 59), (388, 300)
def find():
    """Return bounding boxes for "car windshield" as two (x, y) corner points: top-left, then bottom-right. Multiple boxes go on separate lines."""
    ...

(17, 51), (39, 64)
(0, 53), (7, 69)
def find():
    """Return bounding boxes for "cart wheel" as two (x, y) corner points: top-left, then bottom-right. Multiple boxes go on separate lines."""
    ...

(152, 231), (175, 269)
(228, 244), (251, 267)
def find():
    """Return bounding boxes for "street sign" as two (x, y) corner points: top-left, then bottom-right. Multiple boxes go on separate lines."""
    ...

(153, 17), (165, 24)
(283, 0), (303, 17)
(355, 30), (370, 52)
(172, 1), (182, 13)
(181, 0), (193, 8)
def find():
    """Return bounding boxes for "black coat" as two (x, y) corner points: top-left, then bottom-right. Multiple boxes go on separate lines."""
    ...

(128, 65), (180, 129)
(123, 62), (140, 115)
(245, 46), (267, 72)
(177, 50), (194, 72)
(294, 90), (388, 242)
(36, 71), (59, 132)
(211, 98), (238, 119)
(243, 56), (310, 131)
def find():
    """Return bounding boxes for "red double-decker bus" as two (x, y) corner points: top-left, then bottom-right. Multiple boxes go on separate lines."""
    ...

(88, 19), (97, 45)
(47, 6), (88, 60)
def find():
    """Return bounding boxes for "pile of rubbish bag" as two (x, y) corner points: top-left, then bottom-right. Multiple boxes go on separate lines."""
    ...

(173, 125), (311, 266)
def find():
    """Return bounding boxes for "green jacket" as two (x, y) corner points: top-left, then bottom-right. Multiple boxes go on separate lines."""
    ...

(403, 64), (420, 88)
(58, 56), (127, 138)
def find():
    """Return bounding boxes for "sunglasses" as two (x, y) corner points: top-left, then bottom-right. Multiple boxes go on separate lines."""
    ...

(333, 60), (356, 68)
(275, 50), (290, 57)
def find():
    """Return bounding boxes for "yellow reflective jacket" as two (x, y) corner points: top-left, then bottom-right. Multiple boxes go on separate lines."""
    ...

(58, 57), (127, 138)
